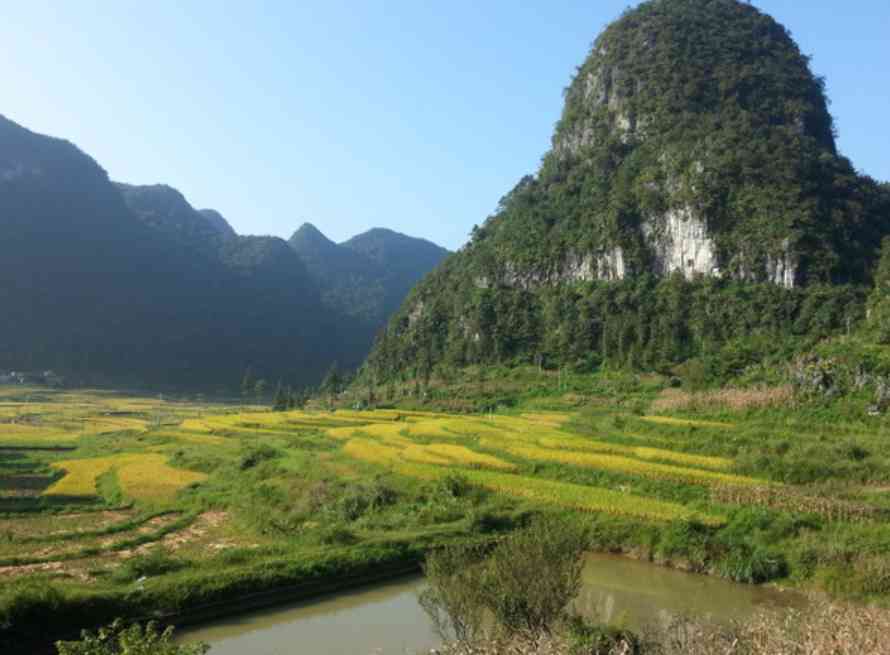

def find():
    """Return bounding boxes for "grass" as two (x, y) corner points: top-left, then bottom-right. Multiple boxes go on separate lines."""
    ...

(639, 416), (734, 429)
(4, 373), (890, 648)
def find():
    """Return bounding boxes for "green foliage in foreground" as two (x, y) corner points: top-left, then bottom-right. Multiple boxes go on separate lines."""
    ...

(421, 517), (588, 645)
(56, 620), (207, 655)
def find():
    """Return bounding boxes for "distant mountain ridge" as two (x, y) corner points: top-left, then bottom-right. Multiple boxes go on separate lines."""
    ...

(0, 114), (445, 389)
(289, 222), (449, 327)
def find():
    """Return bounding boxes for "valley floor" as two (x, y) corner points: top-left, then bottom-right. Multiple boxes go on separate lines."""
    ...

(2, 372), (890, 649)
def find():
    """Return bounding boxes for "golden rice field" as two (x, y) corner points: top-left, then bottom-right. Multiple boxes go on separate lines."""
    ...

(500, 445), (758, 487)
(46, 453), (206, 501)
(6, 382), (890, 616)
(388, 462), (716, 524)
(0, 387), (769, 526)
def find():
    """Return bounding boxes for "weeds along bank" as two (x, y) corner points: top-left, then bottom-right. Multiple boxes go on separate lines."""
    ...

(3, 375), (890, 648)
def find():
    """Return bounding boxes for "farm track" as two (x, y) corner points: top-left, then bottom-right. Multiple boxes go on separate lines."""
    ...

(0, 512), (190, 569)
(0, 511), (228, 579)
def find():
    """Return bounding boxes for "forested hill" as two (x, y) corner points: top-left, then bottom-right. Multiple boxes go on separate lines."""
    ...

(0, 115), (372, 389)
(289, 223), (449, 327)
(362, 0), (890, 384)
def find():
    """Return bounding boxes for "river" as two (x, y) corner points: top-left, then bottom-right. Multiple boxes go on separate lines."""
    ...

(181, 554), (805, 655)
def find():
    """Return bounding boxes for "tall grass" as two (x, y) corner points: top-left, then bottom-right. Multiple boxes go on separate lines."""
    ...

(651, 386), (795, 413)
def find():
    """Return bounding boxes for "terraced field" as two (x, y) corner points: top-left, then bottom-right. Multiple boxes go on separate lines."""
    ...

(3, 380), (890, 645)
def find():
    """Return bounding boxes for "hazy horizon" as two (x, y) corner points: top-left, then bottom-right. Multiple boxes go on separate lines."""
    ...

(4, 0), (888, 250)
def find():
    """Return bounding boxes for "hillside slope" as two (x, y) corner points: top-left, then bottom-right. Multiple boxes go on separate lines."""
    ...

(0, 115), (363, 388)
(363, 0), (890, 382)
(289, 223), (449, 327)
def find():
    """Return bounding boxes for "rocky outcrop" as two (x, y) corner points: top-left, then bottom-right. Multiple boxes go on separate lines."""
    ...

(643, 207), (719, 279)
(486, 248), (627, 290)
(484, 208), (801, 290)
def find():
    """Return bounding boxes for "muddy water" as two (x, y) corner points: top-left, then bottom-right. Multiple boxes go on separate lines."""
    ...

(182, 554), (805, 655)
(180, 575), (435, 655)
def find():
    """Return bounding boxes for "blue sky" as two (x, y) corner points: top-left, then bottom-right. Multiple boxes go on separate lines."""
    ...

(3, 1), (888, 250)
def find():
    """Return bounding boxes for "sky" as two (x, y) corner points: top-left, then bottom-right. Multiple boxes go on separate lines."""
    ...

(2, 1), (888, 251)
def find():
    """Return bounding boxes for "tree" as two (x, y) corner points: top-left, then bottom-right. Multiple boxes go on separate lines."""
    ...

(290, 387), (308, 410)
(272, 381), (287, 411)
(420, 517), (587, 646)
(868, 236), (890, 343)
(253, 379), (267, 404)
(321, 363), (342, 396)
(240, 366), (255, 398)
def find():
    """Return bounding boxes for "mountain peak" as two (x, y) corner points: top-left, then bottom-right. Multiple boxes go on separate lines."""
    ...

(289, 222), (337, 251)
(361, 0), (890, 384)
(198, 209), (237, 238)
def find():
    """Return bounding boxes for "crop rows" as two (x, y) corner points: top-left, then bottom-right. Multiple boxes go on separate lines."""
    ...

(536, 437), (732, 470)
(342, 438), (402, 466)
(47, 454), (207, 501)
(502, 445), (759, 487)
(342, 436), (517, 472)
(394, 463), (720, 524)
(712, 484), (884, 522)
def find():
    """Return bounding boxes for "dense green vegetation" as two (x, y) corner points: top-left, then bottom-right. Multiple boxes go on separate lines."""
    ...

(368, 274), (865, 380)
(289, 222), (449, 335)
(426, 520), (890, 655)
(362, 0), (890, 383)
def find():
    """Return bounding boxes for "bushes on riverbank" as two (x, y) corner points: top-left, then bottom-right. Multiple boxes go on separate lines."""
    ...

(425, 519), (890, 655)
(435, 601), (890, 655)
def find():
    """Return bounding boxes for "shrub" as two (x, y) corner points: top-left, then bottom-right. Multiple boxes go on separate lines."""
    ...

(0, 579), (64, 630)
(111, 548), (186, 583)
(437, 473), (473, 499)
(565, 616), (640, 655)
(421, 517), (588, 645)
(238, 444), (279, 470)
(55, 620), (208, 655)
(336, 479), (398, 521)
(318, 526), (358, 546)
(420, 543), (489, 646)
(716, 545), (787, 584)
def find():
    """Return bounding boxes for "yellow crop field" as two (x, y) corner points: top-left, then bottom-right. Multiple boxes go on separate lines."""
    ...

(148, 430), (233, 447)
(402, 444), (454, 466)
(343, 438), (402, 466)
(639, 416), (733, 429)
(46, 453), (206, 501)
(394, 463), (718, 524)
(403, 420), (460, 439)
(115, 455), (207, 501)
(0, 423), (80, 444)
(46, 458), (117, 496)
(536, 437), (732, 470)
(326, 425), (361, 440)
(88, 417), (148, 433)
(632, 446), (731, 470)
(503, 445), (758, 487)
(179, 418), (214, 433)
(423, 444), (517, 471)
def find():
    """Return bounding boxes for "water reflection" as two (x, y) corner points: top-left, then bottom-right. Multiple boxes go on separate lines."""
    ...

(574, 554), (804, 630)
(179, 576), (435, 655)
(183, 554), (806, 654)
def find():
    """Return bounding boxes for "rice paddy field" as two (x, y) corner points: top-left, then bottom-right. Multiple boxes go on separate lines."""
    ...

(3, 375), (890, 647)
